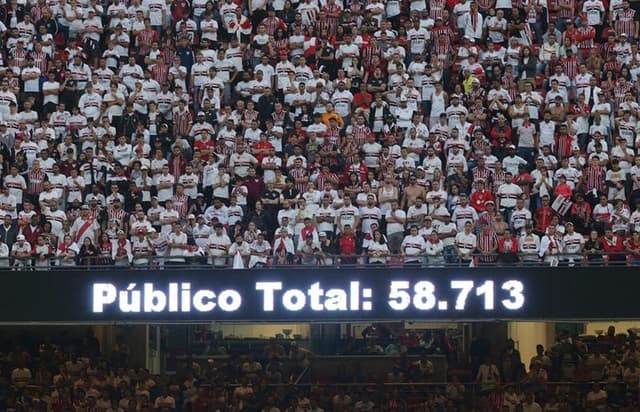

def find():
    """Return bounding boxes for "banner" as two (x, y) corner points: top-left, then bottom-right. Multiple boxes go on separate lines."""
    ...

(0, 267), (634, 323)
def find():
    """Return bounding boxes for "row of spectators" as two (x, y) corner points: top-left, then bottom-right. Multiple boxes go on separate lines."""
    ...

(3, 326), (640, 411)
(0, 192), (639, 267)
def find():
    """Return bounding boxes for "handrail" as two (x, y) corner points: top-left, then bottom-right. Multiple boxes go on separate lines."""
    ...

(295, 366), (309, 385)
(0, 252), (636, 270)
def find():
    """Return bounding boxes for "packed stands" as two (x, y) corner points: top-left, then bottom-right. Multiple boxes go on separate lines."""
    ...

(0, 0), (638, 271)
(1, 325), (640, 410)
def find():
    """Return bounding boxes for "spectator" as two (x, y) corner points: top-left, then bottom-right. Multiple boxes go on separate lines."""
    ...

(476, 357), (500, 392)
(78, 237), (98, 266)
(335, 224), (358, 265)
(498, 228), (520, 265)
(602, 227), (626, 263)
(367, 229), (389, 265)
(11, 234), (31, 268)
(56, 234), (79, 267)
(500, 339), (522, 384)
(585, 229), (605, 264)
(401, 225), (425, 266)
(454, 221), (476, 265)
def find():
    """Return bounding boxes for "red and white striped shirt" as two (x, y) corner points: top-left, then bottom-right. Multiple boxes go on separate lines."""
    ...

(349, 124), (372, 149)
(576, 26), (596, 49)
(289, 167), (308, 193)
(583, 165), (606, 193)
(616, 9), (636, 38)
(556, 0), (575, 18)
(107, 208), (127, 228)
(30, 51), (48, 74)
(173, 108), (193, 137)
(27, 169), (46, 195)
(172, 193), (189, 220)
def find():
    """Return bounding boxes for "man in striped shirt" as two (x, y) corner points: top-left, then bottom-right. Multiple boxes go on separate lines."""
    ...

(615, 0), (639, 40)
(27, 160), (46, 205)
(289, 159), (309, 193)
(477, 221), (498, 263)
(582, 156), (607, 197)
(172, 184), (190, 221)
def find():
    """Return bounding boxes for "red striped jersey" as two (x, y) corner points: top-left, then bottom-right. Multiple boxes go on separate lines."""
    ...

(616, 9), (636, 37)
(561, 56), (579, 81)
(613, 83), (632, 110)
(10, 48), (27, 69)
(30, 51), (48, 74)
(472, 166), (492, 184)
(172, 193), (189, 219)
(316, 16), (335, 37)
(576, 26), (595, 49)
(583, 166), (606, 192)
(557, 0), (576, 18)
(349, 124), (372, 149)
(259, 16), (285, 36)
(173, 109), (193, 137)
(478, 230), (498, 252)
(27, 169), (46, 195)
(107, 208), (127, 227)
(289, 167), (308, 193)
(429, 0), (446, 19)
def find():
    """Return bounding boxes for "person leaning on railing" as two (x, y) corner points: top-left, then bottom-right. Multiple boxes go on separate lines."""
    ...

(425, 231), (445, 267)
(602, 227), (626, 264)
(584, 230), (605, 265)
(625, 232), (640, 265)
(11, 234), (32, 269)
(497, 229), (520, 265)
(78, 237), (98, 266)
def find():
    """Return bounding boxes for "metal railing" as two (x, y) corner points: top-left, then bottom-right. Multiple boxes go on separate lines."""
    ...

(0, 252), (636, 270)
(6, 379), (626, 408)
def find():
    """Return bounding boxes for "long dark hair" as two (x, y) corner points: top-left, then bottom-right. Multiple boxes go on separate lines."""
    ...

(373, 229), (386, 245)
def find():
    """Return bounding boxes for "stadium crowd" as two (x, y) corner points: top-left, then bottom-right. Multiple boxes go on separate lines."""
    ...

(3, 326), (640, 411)
(2, 0), (640, 268)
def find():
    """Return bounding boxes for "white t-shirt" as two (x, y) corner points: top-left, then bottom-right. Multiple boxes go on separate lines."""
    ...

(155, 173), (175, 202)
(401, 234), (425, 261)
(455, 232), (477, 254)
(385, 209), (406, 235)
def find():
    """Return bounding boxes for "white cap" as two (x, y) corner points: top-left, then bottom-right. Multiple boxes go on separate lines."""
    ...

(16, 234), (25, 241)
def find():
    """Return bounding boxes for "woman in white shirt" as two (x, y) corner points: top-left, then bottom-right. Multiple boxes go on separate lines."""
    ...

(367, 230), (390, 264)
